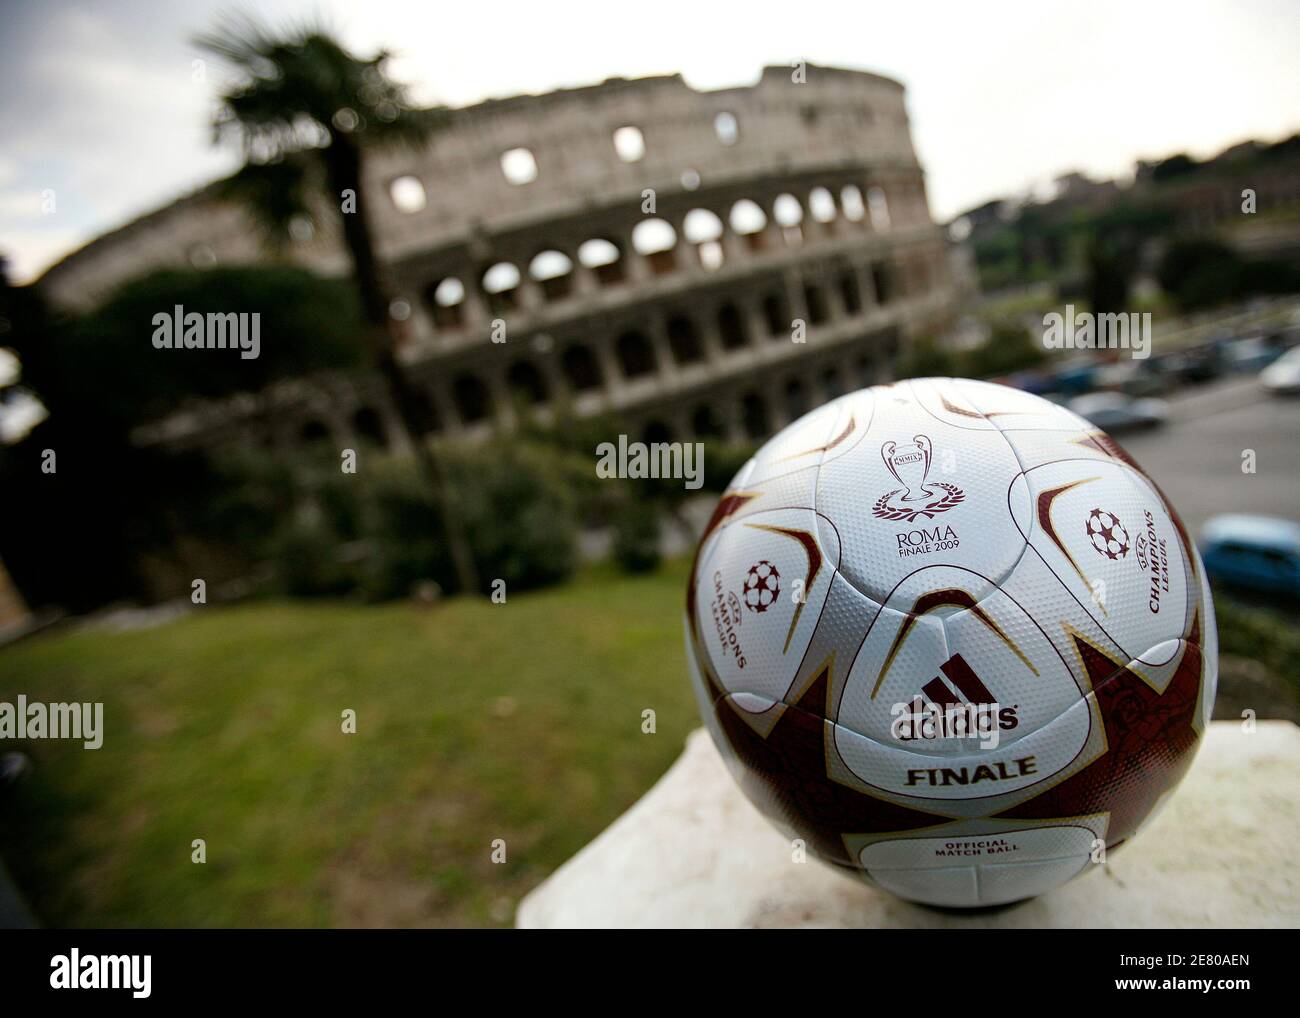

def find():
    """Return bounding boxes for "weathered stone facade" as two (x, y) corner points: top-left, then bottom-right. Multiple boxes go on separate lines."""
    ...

(39, 64), (956, 451)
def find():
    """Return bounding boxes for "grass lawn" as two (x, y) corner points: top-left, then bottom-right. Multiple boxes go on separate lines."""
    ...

(3, 556), (1295, 928)
(0, 560), (696, 927)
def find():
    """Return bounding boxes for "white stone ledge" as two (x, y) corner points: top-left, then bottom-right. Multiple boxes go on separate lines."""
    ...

(516, 720), (1300, 929)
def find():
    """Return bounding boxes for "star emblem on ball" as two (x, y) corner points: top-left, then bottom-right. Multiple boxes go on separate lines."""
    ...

(742, 560), (781, 612)
(1086, 507), (1130, 560)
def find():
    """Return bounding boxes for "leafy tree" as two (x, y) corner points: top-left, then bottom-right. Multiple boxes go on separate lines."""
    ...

(195, 14), (479, 594)
(61, 266), (361, 433)
(1157, 238), (1242, 311)
(962, 321), (1046, 378)
(1151, 153), (1199, 182)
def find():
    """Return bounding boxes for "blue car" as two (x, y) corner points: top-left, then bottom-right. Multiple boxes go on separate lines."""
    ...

(1199, 514), (1300, 596)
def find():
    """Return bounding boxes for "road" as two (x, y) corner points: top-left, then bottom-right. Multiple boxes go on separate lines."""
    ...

(1115, 376), (1300, 537)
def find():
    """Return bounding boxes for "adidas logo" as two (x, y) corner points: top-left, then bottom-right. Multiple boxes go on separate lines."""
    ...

(889, 653), (1019, 746)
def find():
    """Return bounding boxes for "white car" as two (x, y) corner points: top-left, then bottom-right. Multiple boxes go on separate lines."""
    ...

(1261, 345), (1300, 395)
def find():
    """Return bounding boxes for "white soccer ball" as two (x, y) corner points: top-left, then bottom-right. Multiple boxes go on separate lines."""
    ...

(685, 378), (1217, 908)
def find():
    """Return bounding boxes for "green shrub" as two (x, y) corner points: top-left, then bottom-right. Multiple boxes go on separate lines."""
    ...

(358, 441), (579, 599)
(268, 510), (357, 597)
(612, 499), (661, 574)
(701, 441), (757, 492)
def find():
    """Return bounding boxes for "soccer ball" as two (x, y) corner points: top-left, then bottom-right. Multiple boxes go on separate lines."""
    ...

(684, 378), (1217, 908)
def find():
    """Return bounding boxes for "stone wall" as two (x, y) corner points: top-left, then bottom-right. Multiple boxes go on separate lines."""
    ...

(42, 64), (956, 454)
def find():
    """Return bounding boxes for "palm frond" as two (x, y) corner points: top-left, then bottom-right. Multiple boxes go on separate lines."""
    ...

(215, 155), (321, 250)
(195, 14), (448, 155)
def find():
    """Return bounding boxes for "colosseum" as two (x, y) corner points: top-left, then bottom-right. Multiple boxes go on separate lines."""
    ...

(37, 63), (957, 452)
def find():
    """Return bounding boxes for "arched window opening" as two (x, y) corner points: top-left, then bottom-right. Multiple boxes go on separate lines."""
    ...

(666, 315), (703, 365)
(839, 270), (862, 315)
(714, 111), (739, 145)
(425, 276), (466, 330)
(561, 344), (602, 392)
(481, 262), (521, 315)
(741, 392), (768, 441)
(809, 186), (837, 224)
(501, 147), (538, 185)
(717, 302), (748, 350)
(692, 404), (724, 438)
(453, 374), (491, 424)
(353, 406), (387, 446)
(762, 292), (789, 338)
(616, 330), (657, 378)
(730, 199), (768, 252)
(529, 249), (575, 301)
(785, 378), (809, 421)
(389, 175), (426, 213)
(642, 419), (674, 445)
(683, 208), (725, 270)
(867, 185), (891, 230)
(613, 125), (646, 163)
(840, 184), (866, 222)
(632, 219), (678, 275)
(872, 263), (893, 305)
(507, 360), (548, 405)
(300, 419), (331, 446)
(803, 282), (829, 326)
(578, 238), (625, 286)
(773, 193), (804, 247)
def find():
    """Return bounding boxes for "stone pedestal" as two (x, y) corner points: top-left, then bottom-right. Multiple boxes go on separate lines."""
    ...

(517, 721), (1300, 928)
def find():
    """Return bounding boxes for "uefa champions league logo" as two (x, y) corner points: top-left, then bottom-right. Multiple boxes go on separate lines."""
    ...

(873, 435), (965, 523)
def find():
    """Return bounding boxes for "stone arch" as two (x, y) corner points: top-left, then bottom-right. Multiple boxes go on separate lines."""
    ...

(691, 404), (724, 438)
(300, 418), (331, 446)
(578, 238), (626, 286)
(740, 392), (768, 440)
(642, 419), (674, 445)
(809, 186), (837, 224)
(840, 184), (867, 222)
(424, 276), (466, 330)
(838, 268), (862, 314)
(803, 279), (830, 325)
(561, 344), (603, 392)
(506, 359), (548, 405)
(717, 302), (748, 349)
(616, 330), (657, 378)
(762, 292), (789, 338)
(480, 262), (521, 315)
(773, 192), (805, 247)
(666, 314), (704, 365)
(529, 249), (575, 302)
(631, 218), (678, 275)
(784, 377), (809, 421)
(683, 208), (725, 270)
(352, 406), (387, 446)
(453, 373), (492, 424)
(729, 199), (768, 252)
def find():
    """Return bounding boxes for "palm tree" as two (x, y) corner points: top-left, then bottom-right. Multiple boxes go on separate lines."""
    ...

(195, 15), (479, 594)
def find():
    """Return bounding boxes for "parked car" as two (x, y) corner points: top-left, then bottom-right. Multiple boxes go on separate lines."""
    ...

(1261, 345), (1300, 395)
(1155, 345), (1223, 386)
(1067, 392), (1168, 432)
(1223, 334), (1287, 373)
(1199, 514), (1300, 596)
(1049, 362), (1097, 397)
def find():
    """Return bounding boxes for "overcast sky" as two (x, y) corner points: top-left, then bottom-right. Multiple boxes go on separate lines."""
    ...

(2, 0), (1298, 283)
